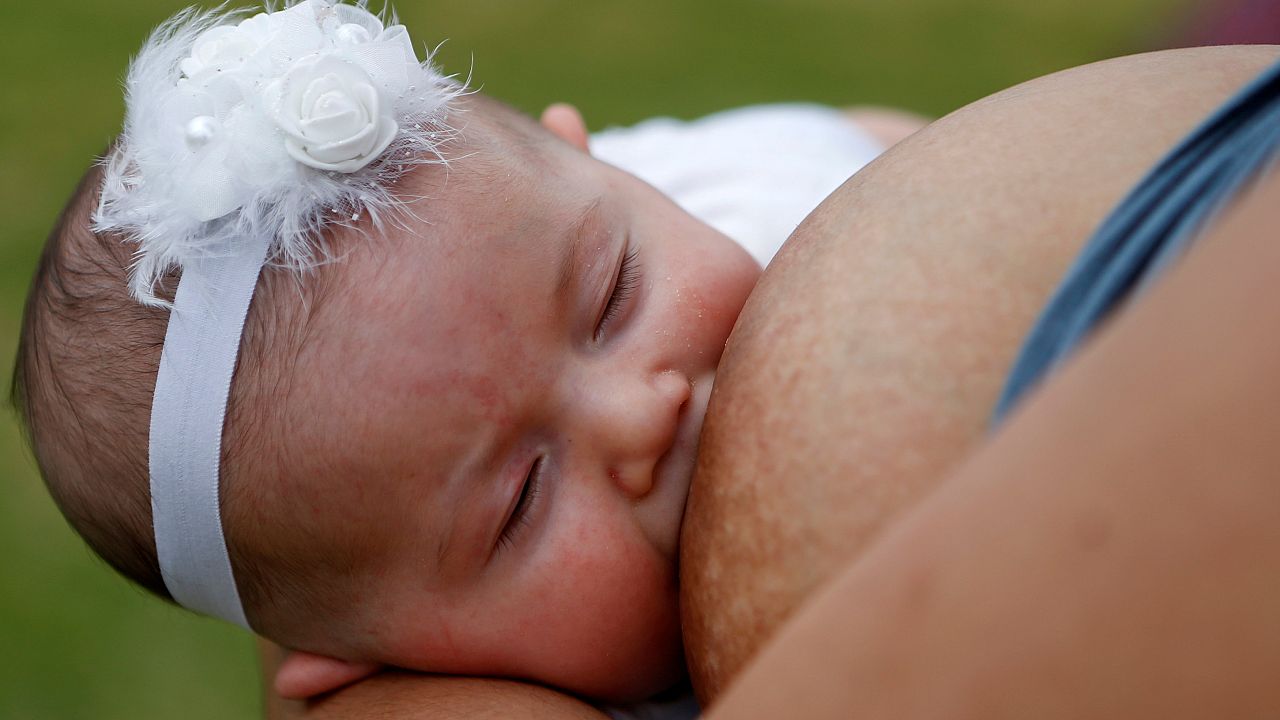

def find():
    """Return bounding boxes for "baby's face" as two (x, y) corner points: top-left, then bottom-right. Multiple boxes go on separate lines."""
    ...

(273, 117), (761, 700)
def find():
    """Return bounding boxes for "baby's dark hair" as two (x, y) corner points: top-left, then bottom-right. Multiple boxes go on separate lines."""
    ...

(10, 153), (326, 624)
(11, 93), (557, 641)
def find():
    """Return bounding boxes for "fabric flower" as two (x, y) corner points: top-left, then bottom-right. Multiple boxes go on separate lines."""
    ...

(179, 12), (283, 82)
(267, 53), (398, 172)
(97, 0), (461, 304)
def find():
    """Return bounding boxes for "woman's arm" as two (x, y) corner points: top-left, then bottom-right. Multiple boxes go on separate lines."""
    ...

(291, 674), (607, 720)
(707, 158), (1280, 720)
(260, 642), (607, 720)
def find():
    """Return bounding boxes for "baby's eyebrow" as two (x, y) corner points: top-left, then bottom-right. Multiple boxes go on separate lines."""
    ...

(556, 196), (605, 297)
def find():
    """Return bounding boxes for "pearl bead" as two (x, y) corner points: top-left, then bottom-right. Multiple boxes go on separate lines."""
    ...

(184, 116), (220, 151)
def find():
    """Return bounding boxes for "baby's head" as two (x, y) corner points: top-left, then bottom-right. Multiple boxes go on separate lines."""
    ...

(12, 0), (759, 703)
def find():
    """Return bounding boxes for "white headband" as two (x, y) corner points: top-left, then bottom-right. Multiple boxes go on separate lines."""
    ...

(93, 0), (460, 627)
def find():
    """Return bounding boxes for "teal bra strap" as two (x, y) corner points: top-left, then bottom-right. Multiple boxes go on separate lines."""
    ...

(993, 59), (1280, 425)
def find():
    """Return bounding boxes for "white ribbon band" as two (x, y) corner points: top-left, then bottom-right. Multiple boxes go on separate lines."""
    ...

(149, 233), (271, 629)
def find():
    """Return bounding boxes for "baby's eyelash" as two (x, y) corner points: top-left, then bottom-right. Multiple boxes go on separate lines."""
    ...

(597, 248), (640, 337)
(498, 457), (543, 552)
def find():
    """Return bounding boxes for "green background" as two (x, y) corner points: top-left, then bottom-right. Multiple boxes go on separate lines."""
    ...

(1, 0), (1192, 717)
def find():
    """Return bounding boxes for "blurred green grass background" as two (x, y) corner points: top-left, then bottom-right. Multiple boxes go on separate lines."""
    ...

(2, 0), (1191, 717)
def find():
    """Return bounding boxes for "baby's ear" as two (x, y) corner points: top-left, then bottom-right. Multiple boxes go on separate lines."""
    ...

(274, 650), (383, 700)
(540, 103), (591, 152)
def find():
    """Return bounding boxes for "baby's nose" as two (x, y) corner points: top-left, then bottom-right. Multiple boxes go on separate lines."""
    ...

(609, 370), (691, 499)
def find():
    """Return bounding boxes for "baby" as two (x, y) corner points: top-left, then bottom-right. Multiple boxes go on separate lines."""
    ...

(11, 0), (902, 710)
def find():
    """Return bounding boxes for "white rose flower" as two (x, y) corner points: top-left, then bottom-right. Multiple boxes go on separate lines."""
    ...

(180, 21), (267, 80)
(267, 54), (398, 173)
(234, 12), (282, 49)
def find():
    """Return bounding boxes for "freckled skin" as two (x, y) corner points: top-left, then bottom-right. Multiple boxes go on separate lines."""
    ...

(679, 46), (1280, 703)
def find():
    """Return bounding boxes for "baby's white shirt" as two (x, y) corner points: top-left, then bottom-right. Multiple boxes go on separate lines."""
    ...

(591, 103), (885, 268)
(589, 104), (885, 720)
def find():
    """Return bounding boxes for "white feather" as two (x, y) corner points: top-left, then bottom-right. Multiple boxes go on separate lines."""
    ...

(92, 1), (465, 306)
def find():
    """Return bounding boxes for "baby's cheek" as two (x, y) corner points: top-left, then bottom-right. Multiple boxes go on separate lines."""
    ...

(514, 508), (683, 699)
(687, 236), (760, 336)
